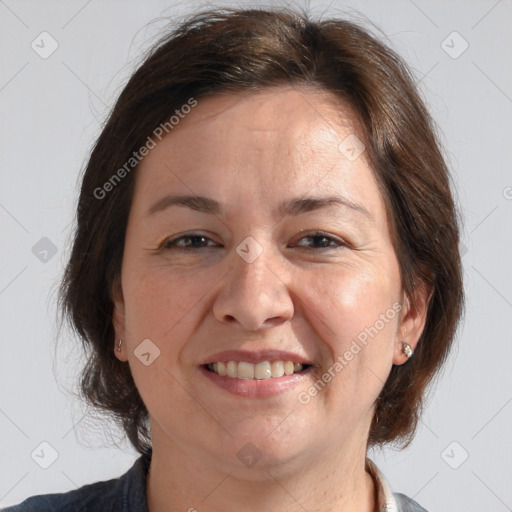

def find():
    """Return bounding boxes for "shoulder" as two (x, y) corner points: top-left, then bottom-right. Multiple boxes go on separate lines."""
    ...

(365, 457), (429, 512)
(1, 453), (150, 512)
(1, 478), (121, 512)
(393, 492), (429, 512)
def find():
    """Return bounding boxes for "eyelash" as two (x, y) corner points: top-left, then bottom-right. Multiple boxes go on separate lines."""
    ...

(161, 231), (347, 251)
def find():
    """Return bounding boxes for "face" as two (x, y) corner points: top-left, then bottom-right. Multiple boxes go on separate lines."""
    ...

(113, 86), (424, 475)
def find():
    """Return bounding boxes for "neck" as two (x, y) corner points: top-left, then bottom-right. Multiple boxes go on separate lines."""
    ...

(146, 426), (376, 512)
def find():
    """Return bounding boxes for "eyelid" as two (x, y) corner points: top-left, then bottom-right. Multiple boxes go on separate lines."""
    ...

(160, 230), (348, 251)
(291, 230), (348, 248)
(160, 231), (220, 249)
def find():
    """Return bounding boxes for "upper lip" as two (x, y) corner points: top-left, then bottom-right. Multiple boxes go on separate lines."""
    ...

(200, 349), (314, 366)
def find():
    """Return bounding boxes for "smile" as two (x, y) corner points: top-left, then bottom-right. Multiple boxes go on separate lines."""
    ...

(206, 360), (311, 380)
(200, 361), (314, 398)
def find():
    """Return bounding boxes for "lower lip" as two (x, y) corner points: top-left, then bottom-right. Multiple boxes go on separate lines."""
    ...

(199, 365), (313, 398)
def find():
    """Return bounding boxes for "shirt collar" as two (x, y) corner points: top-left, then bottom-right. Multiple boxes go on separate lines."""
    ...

(366, 457), (398, 512)
(122, 450), (397, 512)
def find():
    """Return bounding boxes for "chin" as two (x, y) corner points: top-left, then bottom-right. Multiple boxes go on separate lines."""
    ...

(221, 425), (308, 472)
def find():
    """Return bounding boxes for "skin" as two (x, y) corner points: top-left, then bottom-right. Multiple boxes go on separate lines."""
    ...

(112, 85), (429, 512)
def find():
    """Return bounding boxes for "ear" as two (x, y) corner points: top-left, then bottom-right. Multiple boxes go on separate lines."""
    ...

(393, 280), (432, 365)
(111, 274), (128, 362)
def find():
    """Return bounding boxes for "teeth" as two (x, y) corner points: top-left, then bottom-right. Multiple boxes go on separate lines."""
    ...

(238, 362), (254, 379)
(207, 360), (306, 379)
(226, 361), (237, 378)
(217, 361), (227, 376)
(271, 361), (285, 377)
(284, 361), (294, 375)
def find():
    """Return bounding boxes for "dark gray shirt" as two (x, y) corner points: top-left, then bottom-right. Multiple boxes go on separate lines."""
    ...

(1, 451), (427, 511)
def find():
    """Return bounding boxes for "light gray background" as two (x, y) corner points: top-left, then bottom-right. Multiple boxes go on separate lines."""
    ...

(1, 1), (511, 511)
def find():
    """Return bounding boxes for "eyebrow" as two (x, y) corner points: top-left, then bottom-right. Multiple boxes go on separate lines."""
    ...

(146, 194), (372, 220)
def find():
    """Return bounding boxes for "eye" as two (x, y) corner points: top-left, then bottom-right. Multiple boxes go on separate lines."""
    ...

(292, 231), (347, 250)
(160, 230), (347, 251)
(161, 233), (220, 250)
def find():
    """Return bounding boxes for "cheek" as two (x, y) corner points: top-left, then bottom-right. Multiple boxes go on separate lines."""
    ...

(299, 260), (400, 379)
(120, 267), (209, 409)
(306, 258), (398, 329)
(119, 268), (203, 407)
(123, 264), (208, 339)
(296, 266), (400, 424)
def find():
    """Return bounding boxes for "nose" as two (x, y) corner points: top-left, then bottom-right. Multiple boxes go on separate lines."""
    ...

(212, 243), (294, 331)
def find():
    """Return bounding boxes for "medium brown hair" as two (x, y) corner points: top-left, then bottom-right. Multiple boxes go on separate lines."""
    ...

(58, 7), (464, 455)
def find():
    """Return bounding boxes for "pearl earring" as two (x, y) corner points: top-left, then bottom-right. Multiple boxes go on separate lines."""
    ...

(117, 339), (122, 352)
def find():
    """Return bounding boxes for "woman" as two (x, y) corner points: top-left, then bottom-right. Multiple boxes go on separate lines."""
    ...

(4, 6), (463, 512)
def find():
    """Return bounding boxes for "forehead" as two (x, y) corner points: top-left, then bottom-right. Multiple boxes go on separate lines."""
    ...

(162, 86), (363, 162)
(179, 85), (359, 133)
(132, 86), (384, 222)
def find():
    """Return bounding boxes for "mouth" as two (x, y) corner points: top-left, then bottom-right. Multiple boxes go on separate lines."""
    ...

(203, 360), (312, 380)
(200, 360), (315, 398)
